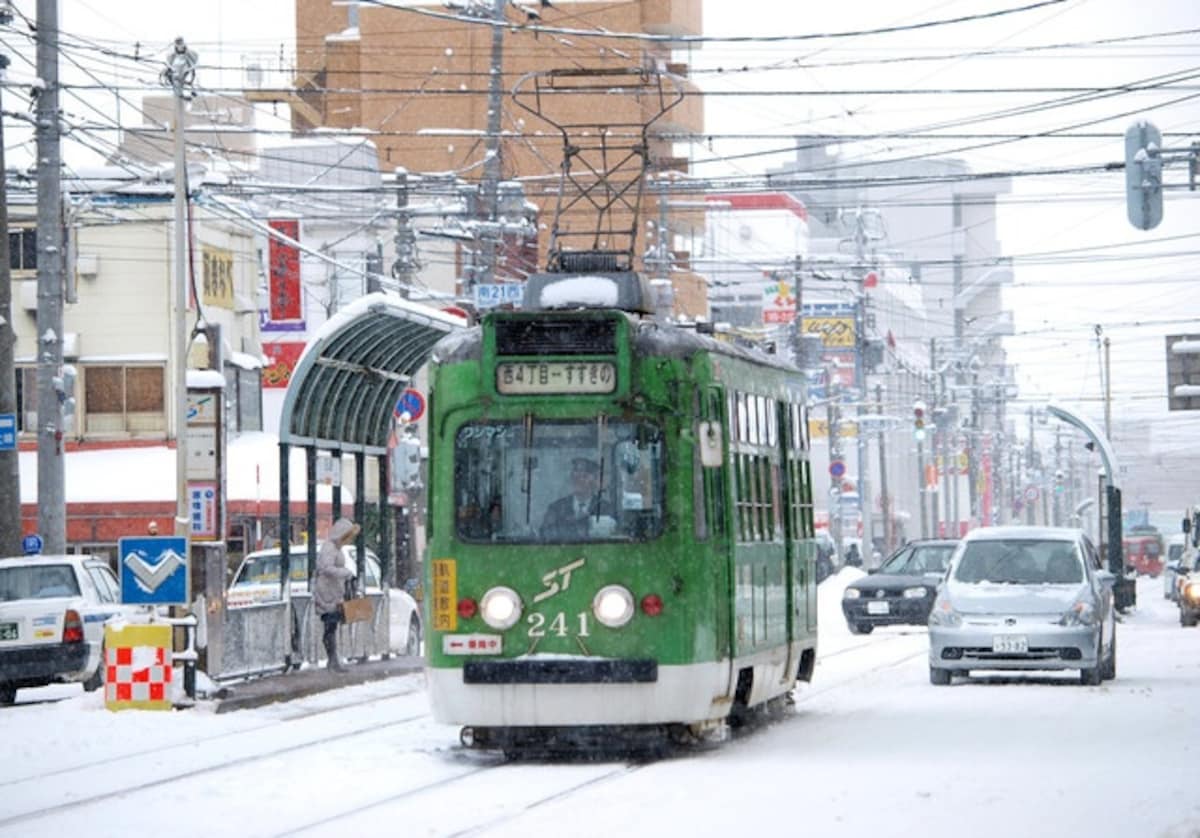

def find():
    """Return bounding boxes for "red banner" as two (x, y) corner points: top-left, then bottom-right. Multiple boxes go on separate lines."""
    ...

(268, 219), (301, 322)
(262, 342), (305, 389)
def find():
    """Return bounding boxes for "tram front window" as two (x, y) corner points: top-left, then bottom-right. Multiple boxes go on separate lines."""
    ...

(453, 419), (665, 544)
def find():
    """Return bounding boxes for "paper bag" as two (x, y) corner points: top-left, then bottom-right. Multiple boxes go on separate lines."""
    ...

(342, 597), (374, 624)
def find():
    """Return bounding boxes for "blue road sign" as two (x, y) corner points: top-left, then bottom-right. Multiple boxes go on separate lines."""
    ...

(829, 460), (846, 479)
(22, 533), (43, 555)
(0, 414), (15, 451)
(118, 536), (190, 606)
(395, 388), (426, 422)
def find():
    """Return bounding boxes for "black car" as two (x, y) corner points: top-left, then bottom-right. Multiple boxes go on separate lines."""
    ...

(841, 539), (959, 634)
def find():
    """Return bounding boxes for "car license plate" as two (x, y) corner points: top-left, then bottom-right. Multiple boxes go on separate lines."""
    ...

(867, 601), (890, 615)
(0, 622), (17, 641)
(992, 634), (1028, 654)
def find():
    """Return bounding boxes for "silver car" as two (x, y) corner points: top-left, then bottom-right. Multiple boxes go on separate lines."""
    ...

(928, 526), (1117, 686)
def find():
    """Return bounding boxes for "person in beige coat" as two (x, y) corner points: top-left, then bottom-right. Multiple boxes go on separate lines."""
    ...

(314, 517), (360, 671)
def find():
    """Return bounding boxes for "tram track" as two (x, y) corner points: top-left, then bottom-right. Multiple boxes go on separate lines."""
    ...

(0, 684), (418, 789)
(0, 699), (431, 830)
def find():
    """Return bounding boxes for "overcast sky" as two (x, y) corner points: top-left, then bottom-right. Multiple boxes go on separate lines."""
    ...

(4, 0), (1199, 437)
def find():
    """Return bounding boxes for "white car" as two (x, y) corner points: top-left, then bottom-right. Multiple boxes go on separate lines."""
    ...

(928, 526), (1117, 686)
(228, 546), (422, 656)
(0, 554), (141, 705)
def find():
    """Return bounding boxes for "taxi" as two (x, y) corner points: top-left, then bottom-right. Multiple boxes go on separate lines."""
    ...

(0, 554), (141, 705)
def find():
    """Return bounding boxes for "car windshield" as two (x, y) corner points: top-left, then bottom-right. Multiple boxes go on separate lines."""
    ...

(880, 544), (956, 575)
(0, 565), (81, 600)
(453, 418), (666, 544)
(953, 540), (1083, 585)
(232, 550), (380, 588)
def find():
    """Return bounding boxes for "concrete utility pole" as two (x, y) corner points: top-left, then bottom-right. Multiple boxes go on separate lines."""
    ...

(0, 17), (19, 556)
(1026, 407), (1037, 525)
(35, 0), (66, 553)
(875, 384), (891, 555)
(474, 0), (507, 289)
(164, 38), (197, 538)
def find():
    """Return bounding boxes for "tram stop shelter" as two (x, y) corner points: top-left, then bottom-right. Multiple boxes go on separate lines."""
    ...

(277, 292), (467, 587)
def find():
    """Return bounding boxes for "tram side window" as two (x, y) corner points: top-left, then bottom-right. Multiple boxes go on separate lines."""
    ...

(453, 419), (665, 544)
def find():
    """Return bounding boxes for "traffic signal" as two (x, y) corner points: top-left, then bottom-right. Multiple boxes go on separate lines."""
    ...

(1125, 120), (1163, 231)
(1054, 469), (1065, 495)
(913, 400), (927, 441)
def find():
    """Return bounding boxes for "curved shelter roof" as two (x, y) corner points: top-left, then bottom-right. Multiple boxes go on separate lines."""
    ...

(279, 293), (467, 456)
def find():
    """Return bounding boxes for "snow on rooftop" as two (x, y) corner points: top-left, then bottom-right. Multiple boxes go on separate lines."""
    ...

(18, 432), (343, 504)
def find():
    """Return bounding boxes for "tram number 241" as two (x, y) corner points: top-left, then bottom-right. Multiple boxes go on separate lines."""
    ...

(527, 611), (591, 638)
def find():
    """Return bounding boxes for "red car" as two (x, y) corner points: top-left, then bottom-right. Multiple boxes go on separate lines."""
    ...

(1123, 531), (1164, 577)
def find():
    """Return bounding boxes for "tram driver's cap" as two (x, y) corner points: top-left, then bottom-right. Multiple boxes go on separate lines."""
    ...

(571, 457), (600, 475)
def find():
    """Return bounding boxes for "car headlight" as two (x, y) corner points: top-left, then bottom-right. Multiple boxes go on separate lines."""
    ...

(479, 586), (523, 630)
(903, 586), (927, 599)
(1059, 599), (1097, 627)
(928, 598), (962, 627)
(843, 588), (861, 600)
(592, 585), (635, 628)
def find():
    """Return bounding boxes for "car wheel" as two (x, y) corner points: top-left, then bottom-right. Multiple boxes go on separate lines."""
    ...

(1101, 633), (1117, 681)
(405, 615), (422, 656)
(929, 666), (951, 686)
(850, 623), (874, 635)
(82, 642), (106, 692)
(0, 684), (15, 705)
(1182, 610), (1198, 628)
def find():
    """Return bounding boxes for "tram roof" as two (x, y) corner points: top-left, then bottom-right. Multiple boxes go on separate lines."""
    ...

(278, 293), (467, 456)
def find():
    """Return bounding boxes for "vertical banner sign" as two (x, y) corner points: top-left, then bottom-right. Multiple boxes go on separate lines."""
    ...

(267, 219), (302, 324)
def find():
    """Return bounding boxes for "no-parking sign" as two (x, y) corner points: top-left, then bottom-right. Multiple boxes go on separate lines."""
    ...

(395, 388), (426, 422)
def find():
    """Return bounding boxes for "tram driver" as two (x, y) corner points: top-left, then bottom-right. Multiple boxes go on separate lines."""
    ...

(541, 457), (614, 540)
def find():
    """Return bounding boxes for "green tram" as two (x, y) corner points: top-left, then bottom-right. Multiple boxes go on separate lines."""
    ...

(424, 272), (817, 750)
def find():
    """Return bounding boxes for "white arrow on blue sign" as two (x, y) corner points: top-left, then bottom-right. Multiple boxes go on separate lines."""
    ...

(118, 536), (190, 605)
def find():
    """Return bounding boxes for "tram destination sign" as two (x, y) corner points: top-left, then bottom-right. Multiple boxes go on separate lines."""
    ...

(496, 361), (616, 395)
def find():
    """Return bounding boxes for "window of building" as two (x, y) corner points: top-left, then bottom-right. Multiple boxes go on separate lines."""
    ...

(9, 227), (36, 273)
(84, 365), (166, 435)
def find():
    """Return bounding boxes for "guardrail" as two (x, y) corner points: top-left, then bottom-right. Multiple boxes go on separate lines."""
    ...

(214, 592), (390, 681)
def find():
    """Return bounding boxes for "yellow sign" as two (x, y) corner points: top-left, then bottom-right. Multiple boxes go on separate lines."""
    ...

(802, 316), (856, 348)
(430, 558), (458, 632)
(808, 419), (857, 438)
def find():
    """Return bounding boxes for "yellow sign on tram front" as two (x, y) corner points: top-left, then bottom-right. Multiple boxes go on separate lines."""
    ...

(430, 558), (458, 632)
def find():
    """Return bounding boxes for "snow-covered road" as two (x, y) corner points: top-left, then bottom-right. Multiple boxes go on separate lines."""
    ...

(1, 572), (1197, 837)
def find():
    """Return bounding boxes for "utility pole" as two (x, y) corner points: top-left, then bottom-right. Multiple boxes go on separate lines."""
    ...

(0, 14), (18, 556)
(1053, 426), (1063, 526)
(35, 0), (66, 553)
(916, 427), (929, 540)
(1026, 407), (1036, 525)
(875, 384), (891, 555)
(164, 38), (197, 539)
(852, 212), (873, 557)
(1103, 336), (1113, 440)
(474, 0), (506, 289)
(827, 372), (843, 562)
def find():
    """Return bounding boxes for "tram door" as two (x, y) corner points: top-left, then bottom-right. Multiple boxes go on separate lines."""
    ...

(700, 387), (733, 678)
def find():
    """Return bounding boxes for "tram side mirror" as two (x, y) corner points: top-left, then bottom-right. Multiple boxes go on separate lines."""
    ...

(1183, 517), (1190, 535)
(697, 421), (723, 468)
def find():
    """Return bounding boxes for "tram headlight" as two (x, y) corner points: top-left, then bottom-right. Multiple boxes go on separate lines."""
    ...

(593, 585), (635, 628)
(479, 586), (523, 630)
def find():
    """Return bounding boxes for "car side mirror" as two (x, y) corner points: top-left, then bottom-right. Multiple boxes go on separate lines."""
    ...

(1095, 569), (1116, 587)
